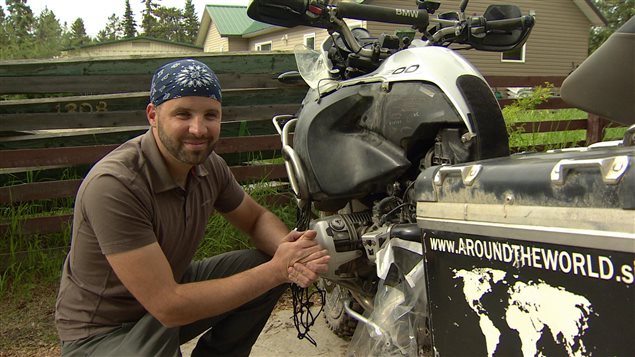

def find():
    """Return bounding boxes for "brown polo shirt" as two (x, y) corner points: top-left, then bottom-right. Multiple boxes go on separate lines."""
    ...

(55, 130), (244, 341)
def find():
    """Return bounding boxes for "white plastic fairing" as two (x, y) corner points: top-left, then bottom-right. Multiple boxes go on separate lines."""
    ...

(339, 46), (487, 133)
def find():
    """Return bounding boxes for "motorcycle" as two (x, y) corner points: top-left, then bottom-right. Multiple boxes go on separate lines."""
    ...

(248, 0), (535, 354)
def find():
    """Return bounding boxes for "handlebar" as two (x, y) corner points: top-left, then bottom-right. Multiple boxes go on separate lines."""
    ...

(431, 14), (534, 43)
(248, 0), (535, 74)
(483, 15), (534, 31)
(336, 2), (429, 32)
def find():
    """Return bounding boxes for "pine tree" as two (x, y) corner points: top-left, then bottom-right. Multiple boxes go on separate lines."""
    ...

(183, 0), (199, 43)
(148, 1), (200, 43)
(154, 6), (184, 42)
(6, 0), (34, 41)
(5, 0), (35, 58)
(97, 14), (123, 42)
(33, 7), (63, 58)
(67, 18), (92, 48)
(0, 5), (9, 59)
(122, 0), (137, 38)
(141, 0), (160, 37)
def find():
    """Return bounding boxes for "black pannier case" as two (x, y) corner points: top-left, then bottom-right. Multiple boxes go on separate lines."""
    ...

(415, 144), (635, 356)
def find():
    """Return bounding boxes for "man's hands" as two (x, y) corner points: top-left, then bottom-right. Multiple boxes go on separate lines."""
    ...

(272, 230), (330, 288)
(222, 195), (329, 287)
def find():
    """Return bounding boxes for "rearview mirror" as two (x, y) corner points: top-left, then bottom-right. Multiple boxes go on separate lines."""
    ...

(469, 5), (533, 52)
(247, 0), (311, 28)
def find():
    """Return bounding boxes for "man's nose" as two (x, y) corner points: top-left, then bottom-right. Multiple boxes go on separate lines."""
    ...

(189, 116), (207, 136)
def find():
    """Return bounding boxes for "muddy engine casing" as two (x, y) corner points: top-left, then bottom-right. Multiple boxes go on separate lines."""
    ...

(311, 211), (423, 282)
(310, 212), (378, 281)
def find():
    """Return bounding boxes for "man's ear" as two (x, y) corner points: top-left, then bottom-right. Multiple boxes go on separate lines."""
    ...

(146, 103), (157, 127)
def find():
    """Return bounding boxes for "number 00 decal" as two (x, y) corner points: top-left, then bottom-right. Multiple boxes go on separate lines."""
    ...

(392, 64), (420, 75)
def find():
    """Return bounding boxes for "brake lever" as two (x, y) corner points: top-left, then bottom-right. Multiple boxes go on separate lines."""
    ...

(430, 18), (466, 43)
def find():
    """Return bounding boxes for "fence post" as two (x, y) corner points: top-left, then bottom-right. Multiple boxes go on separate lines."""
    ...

(586, 113), (608, 145)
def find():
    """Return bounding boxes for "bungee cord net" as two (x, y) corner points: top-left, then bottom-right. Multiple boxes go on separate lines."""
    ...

(291, 199), (326, 346)
(290, 282), (326, 346)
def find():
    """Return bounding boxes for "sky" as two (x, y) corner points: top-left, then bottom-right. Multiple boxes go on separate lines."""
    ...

(11, 0), (250, 37)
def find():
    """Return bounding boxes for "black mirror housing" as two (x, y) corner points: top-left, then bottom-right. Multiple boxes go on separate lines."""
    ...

(247, 0), (313, 28)
(468, 5), (533, 52)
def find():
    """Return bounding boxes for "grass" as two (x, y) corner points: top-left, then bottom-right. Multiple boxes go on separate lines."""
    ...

(503, 83), (628, 151)
(0, 209), (70, 355)
(0, 208), (71, 296)
(505, 108), (585, 151)
(196, 182), (296, 259)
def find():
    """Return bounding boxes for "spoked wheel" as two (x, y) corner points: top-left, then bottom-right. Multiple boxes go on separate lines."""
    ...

(319, 278), (363, 339)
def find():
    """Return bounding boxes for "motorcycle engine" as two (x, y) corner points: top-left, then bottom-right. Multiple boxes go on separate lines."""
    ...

(311, 208), (422, 283)
(311, 212), (373, 281)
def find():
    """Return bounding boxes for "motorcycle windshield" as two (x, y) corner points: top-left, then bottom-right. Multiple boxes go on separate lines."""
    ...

(294, 44), (332, 89)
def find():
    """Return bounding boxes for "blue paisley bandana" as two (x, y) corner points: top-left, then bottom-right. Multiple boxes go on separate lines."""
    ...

(149, 59), (222, 106)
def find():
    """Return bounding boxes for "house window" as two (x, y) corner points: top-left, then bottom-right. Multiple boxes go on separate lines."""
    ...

(303, 33), (316, 50)
(255, 41), (272, 51)
(501, 44), (526, 63)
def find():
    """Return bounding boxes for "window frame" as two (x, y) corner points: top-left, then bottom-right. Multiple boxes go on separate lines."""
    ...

(501, 44), (526, 63)
(303, 32), (316, 50)
(255, 41), (273, 51)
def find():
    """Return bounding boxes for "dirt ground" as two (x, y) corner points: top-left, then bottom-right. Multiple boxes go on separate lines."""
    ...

(181, 299), (350, 357)
(0, 285), (348, 357)
(0, 283), (61, 357)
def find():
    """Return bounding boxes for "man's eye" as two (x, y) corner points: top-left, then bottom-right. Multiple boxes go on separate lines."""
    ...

(176, 112), (190, 118)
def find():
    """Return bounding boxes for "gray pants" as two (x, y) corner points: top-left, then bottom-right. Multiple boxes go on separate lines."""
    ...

(61, 249), (288, 357)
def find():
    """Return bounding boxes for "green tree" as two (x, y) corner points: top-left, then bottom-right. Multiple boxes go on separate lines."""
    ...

(97, 13), (123, 42)
(141, 0), (160, 37)
(145, 1), (200, 43)
(33, 7), (63, 58)
(0, 5), (9, 58)
(66, 17), (92, 48)
(154, 6), (184, 42)
(590, 0), (635, 53)
(6, 0), (34, 41)
(5, 0), (35, 58)
(183, 0), (199, 43)
(122, 0), (137, 38)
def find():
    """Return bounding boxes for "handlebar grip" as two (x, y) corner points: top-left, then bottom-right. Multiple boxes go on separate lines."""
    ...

(486, 15), (534, 30)
(336, 2), (429, 31)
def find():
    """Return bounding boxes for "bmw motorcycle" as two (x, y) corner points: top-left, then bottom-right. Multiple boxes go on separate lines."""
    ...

(248, 0), (535, 354)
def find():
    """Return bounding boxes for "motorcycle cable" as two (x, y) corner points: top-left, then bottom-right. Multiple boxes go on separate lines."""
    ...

(379, 202), (415, 225)
(401, 180), (416, 202)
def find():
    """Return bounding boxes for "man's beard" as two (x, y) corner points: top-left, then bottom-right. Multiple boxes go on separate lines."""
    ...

(157, 123), (216, 165)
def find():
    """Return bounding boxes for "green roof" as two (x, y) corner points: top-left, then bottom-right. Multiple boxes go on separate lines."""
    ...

(205, 5), (272, 36)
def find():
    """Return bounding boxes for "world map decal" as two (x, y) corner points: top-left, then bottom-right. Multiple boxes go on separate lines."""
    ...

(423, 230), (634, 356)
(454, 268), (593, 357)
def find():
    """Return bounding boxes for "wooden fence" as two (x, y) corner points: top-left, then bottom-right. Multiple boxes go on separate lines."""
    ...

(0, 53), (624, 236)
